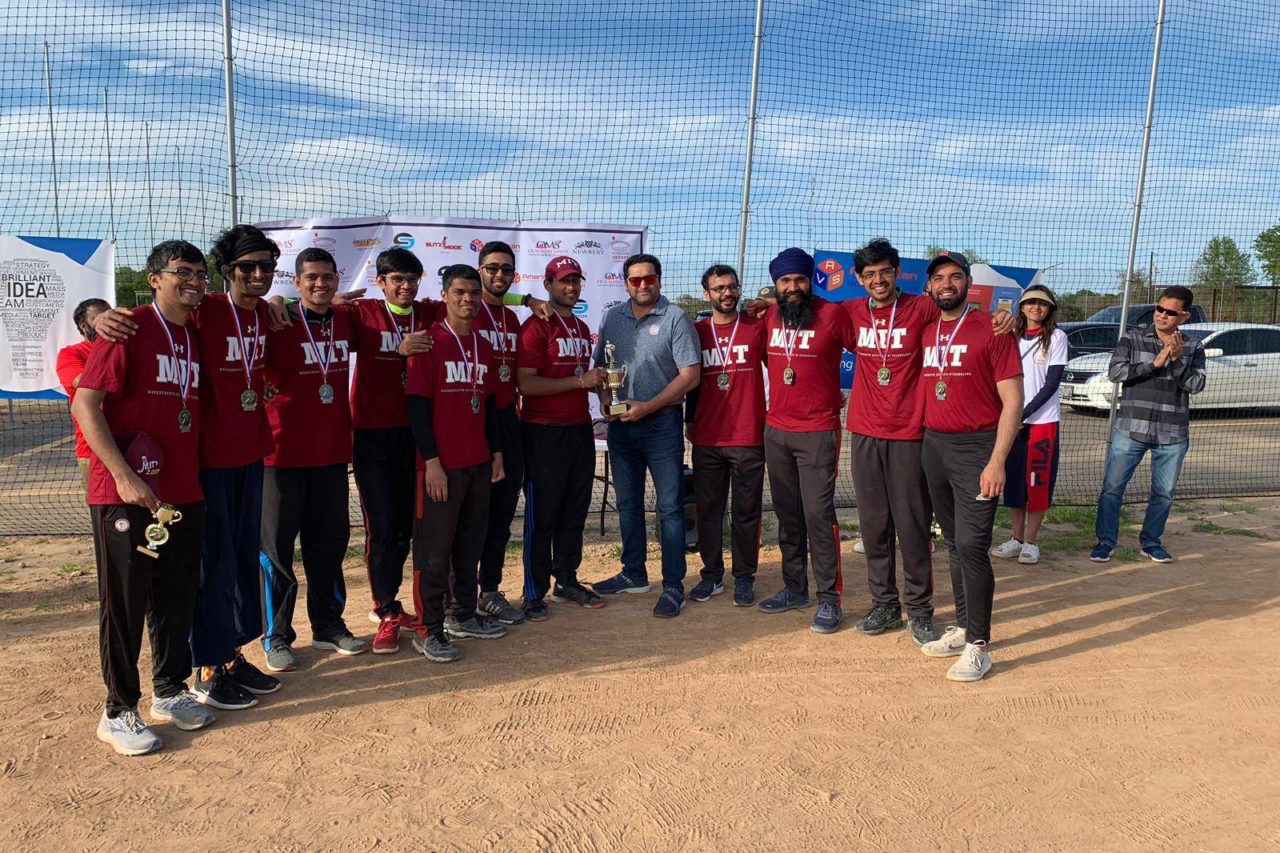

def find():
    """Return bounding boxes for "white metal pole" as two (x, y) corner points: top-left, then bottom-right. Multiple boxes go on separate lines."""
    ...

(175, 146), (185, 236)
(222, 0), (240, 225)
(44, 41), (62, 237)
(1107, 0), (1167, 438)
(736, 0), (765, 285)
(103, 87), (117, 242)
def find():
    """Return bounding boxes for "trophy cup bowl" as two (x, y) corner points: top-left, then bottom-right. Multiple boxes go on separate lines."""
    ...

(603, 342), (629, 417)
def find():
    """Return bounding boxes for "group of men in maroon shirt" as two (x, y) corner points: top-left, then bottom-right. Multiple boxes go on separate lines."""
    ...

(70, 229), (1022, 756)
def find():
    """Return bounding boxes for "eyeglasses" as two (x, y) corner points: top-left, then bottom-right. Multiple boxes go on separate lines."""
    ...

(160, 268), (211, 283)
(627, 274), (659, 287)
(860, 270), (897, 283)
(1153, 305), (1184, 317)
(228, 260), (277, 276)
(707, 284), (741, 295)
(384, 274), (421, 286)
(480, 263), (516, 275)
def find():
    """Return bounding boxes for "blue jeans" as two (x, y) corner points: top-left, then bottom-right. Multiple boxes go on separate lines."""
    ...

(1095, 431), (1189, 551)
(608, 406), (687, 590)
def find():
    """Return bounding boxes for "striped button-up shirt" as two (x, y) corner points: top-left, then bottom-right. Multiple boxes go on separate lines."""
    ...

(1108, 325), (1207, 445)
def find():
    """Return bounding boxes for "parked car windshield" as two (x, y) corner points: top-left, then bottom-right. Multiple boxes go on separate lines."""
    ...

(1086, 306), (1124, 323)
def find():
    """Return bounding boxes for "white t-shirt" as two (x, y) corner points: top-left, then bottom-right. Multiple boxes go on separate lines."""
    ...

(1019, 328), (1069, 425)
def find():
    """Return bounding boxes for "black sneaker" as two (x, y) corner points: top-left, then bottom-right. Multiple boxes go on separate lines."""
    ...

(689, 578), (725, 602)
(549, 582), (605, 609)
(226, 653), (281, 695)
(412, 632), (461, 663)
(732, 578), (755, 607)
(192, 667), (258, 710)
(523, 598), (550, 622)
(855, 604), (904, 636)
(908, 614), (940, 646)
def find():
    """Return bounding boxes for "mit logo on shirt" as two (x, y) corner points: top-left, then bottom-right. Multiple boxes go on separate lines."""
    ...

(477, 328), (518, 353)
(225, 334), (266, 361)
(768, 328), (817, 349)
(701, 345), (752, 367)
(445, 361), (489, 384)
(922, 345), (969, 368)
(857, 327), (908, 350)
(155, 355), (201, 387)
(556, 337), (591, 358)
(301, 341), (351, 364)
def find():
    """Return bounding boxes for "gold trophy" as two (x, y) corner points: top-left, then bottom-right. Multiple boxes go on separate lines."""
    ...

(136, 504), (183, 558)
(604, 342), (630, 417)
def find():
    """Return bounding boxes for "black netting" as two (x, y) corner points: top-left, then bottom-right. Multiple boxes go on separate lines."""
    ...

(3, 0), (1279, 534)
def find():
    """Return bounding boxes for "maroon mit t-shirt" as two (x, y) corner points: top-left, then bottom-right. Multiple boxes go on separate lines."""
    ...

(192, 293), (274, 469)
(764, 297), (854, 432)
(473, 301), (521, 410)
(690, 314), (766, 447)
(263, 305), (355, 467)
(517, 313), (593, 426)
(844, 293), (940, 441)
(921, 309), (1022, 433)
(405, 320), (496, 471)
(55, 340), (94, 459)
(343, 299), (442, 430)
(79, 306), (203, 505)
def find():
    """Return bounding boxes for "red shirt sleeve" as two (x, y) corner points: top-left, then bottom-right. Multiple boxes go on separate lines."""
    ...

(77, 338), (129, 395)
(55, 343), (90, 396)
(989, 331), (1023, 383)
(518, 318), (550, 372)
(405, 339), (438, 398)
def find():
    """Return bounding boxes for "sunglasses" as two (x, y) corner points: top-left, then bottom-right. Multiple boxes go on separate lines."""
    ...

(480, 263), (516, 274)
(229, 260), (277, 275)
(627, 274), (659, 287)
(1153, 305), (1184, 317)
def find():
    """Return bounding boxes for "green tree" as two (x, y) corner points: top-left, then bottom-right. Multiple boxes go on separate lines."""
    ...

(114, 266), (150, 307)
(1192, 236), (1256, 289)
(1117, 269), (1150, 303)
(1254, 225), (1280, 287)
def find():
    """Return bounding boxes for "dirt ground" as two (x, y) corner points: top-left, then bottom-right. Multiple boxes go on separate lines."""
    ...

(1, 498), (1278, 851)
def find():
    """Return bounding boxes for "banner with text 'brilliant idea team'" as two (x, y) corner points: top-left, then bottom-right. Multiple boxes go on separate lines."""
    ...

(0, 236), (114, 400)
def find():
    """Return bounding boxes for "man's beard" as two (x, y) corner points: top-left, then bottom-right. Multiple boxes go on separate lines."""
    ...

(778, 289), (814, 328)
(932, 285), (969, 312)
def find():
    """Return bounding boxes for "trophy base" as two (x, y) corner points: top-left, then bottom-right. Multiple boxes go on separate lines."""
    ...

(607, 401), (629, 417)
(135, 546), (160, 559)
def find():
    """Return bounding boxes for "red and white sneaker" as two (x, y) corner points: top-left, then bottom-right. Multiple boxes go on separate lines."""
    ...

(372, 617), (401, 654)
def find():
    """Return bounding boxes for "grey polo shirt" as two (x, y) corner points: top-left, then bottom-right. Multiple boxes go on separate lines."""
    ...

(593, 294), (700, 404)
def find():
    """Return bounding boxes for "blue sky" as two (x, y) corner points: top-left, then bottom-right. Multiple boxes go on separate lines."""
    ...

(2, 0), (1278, 297)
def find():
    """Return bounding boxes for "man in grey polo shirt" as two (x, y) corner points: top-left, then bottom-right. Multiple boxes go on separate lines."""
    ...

(591, 253), (701, 617)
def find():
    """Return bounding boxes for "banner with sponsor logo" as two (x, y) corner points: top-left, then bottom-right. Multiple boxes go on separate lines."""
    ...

(254, 216), (647, 418)
(813, 250), (1041, 389)
(0, 236), (114, 400)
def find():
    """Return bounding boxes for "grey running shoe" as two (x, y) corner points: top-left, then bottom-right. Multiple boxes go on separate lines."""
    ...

(312, 630), (366, 656)
(921, 626), (967, 658)
(193, 667), (258, 710)
(908, 614), (941, 646)
(946, 642), (993, 682)
(150, 691), (216, 731)
(444, 615), (508, 640)
(477, 591), (526, 625)
(855, 603), (904, 636)
(97, 709), (162, 756)
(549, 583), (605, 609)
(263, 642), (298, 673)
(412, 632), (461, 662)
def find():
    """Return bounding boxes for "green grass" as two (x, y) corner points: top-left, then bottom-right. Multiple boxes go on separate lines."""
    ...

(1114, 546), (1140, 563)
(1192, 520), (1268, 539)
(607, 544), (624, 559)
(838, 520), (860, 532)
(345, 546), (365, 560)
(1221, 502), (1259, 515)
(57, 563), (80, 575)
(505, 539), (524, 555)
(33, 602), (56, 612)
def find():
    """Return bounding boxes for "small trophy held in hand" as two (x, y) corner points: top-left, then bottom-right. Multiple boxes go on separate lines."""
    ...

(604, 342), (629, 418)
(137, 504), (183, 558)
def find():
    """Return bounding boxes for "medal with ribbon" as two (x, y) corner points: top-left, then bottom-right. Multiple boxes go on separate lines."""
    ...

(152, 303), (194, 432)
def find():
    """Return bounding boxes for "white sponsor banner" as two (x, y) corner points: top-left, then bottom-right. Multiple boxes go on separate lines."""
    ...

(254, 217), (647, 419)
(0, 236), (114, 396)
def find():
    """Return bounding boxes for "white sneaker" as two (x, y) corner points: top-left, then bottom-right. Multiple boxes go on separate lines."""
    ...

(853, 540), (865, 554)
(989, 538), (1022, 558)
(1018, 543), (1041, 564)
(150, 690), (216, 731)
(97, 709), (163, 756)
(921, 625), (967, 658)
(946, 642), (993, 682)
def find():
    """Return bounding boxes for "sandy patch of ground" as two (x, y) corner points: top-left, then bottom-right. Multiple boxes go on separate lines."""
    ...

(1, 498), (1277, 850)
